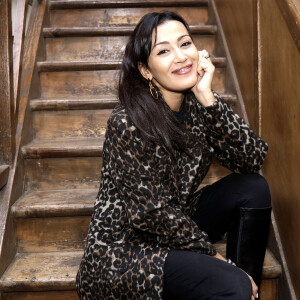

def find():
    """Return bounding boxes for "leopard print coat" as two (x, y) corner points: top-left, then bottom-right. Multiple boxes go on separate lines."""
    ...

(76, 91), (268, 299)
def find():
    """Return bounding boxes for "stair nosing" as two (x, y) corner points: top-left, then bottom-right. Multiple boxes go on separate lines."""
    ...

(49, 0), (209, 10)
(22, 138), (105, 159)
(30, 93), (236, 111)
(37, 57), (226, 72)
(43, 25), (217, 37)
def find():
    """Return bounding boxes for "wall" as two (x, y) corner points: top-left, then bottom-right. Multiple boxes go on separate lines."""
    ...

(214, 0), (300, 298)
(260, 0), (300, 298)
(213, 0), (259, 132)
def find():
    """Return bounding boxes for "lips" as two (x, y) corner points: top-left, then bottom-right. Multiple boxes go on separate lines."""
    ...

(172, 64), (192, 75)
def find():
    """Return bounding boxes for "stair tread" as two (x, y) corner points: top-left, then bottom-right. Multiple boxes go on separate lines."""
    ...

(12, 189), (97, 217)
(30, 94), (236, 111)
(0, 165), (10, 190)
(22, 137), (105, 158)
(43, 24), (217, 37)
(38, 58), (226, 71)
(0, 251), (82, 292)
(49, 0), (208, 9)
(0, 245), (281, 292)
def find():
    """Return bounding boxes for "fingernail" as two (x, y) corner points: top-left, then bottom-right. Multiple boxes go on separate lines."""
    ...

(256, 292), (259, 298)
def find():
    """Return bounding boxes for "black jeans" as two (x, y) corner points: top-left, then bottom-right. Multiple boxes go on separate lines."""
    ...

(163, 173), (271, 300)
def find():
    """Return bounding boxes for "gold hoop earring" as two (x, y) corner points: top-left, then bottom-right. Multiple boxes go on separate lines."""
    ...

(148, 79), (159, 100)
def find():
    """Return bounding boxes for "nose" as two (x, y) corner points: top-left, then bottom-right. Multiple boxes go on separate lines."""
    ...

(174, 47), (187, 63)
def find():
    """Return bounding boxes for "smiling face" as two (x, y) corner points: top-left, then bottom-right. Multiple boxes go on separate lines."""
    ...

(139, 20), (199, 104)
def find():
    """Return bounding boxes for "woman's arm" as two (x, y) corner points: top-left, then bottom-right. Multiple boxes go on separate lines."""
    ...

(196, 91), (268, 173)
(107, 114), (216, 255)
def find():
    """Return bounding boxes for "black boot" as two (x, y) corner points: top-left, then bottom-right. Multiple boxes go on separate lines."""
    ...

(226, 206), (272, 290)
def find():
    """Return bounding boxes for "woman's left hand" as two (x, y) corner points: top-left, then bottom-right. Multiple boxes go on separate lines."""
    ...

(191, 50), (215, 107)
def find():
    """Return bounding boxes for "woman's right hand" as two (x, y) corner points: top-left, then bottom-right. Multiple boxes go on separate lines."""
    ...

(247, 274), (258, 300)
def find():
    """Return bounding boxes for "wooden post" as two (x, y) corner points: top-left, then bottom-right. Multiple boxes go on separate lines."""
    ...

(0, 0), (15, 165)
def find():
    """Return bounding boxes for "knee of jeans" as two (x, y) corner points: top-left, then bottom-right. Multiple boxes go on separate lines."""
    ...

(241, 174), (271, 208)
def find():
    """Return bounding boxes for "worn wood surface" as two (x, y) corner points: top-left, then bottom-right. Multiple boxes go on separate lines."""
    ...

(260, 279), (278, 300)
(45, 35), (216, 61)
(260, 0), (300, 298)
(0, 165), (10, 191)
(43, 24), (218, 37)
(50, 6), (208, 27)
(3, 290), (79, 300)
(16, 216), (90, 252)
(49, 0), (209, 9)
(0, 251), (83, 292)
(40, 68), (225, 98)
(13, 0), (27, 115)
(12, 189), (97, 218)
(25, 157), (102, 190)
(0, 0), (15, 165)
(22, 138), (105, 158)
(33, 109), (111, 139)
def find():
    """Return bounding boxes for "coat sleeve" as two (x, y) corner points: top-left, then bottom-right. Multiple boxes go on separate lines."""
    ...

(107, 115), (216, 256)
(196, 91), (268, 173)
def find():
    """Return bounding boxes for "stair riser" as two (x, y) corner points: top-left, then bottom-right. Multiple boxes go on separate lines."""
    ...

(1, 280), (276, 300)
(50, 7), (208, 27)
(33, 109), (111, 139)
(24, 156), (230, 190)
(16, 216), (90, 253)
(3, 291), (79, 300)
(25, 157), (102, 190)
(45, 35), (216, 61)
(40, 69), (225, 99)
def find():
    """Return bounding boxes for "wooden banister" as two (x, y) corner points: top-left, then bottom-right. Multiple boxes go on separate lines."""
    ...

(13, 0), (27, 117)
(0, 0), (15, 166)
(275, 0), (300, 50)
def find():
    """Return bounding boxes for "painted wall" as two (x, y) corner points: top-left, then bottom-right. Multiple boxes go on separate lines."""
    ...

(215, 0), (300, 298)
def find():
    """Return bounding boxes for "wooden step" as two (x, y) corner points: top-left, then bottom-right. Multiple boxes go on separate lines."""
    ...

(50, 6), (208, 28)
(31, 96), (119, 111)
(45, 35), (216, 62)
(43, 24), (218, 37)
(30, 93), (237, 111)
(0, 246), (281, 296)
(0, 165), (10, 190)
(22, 138), (104, 158)
(40, 68), (225, 99)
(49, 0), (209, 10)
(23, 144), (230, 191)
(32, 109), (111, 139)
(38, 58), (227, 72)
(0, 251), (83, 292)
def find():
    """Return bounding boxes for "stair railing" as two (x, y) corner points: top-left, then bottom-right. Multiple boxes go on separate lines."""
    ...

(275, 0), (300, 50)
(0, 0), (48, 278)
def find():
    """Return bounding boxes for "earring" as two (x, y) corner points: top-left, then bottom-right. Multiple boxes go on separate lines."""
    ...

(148, 79), (159, 100)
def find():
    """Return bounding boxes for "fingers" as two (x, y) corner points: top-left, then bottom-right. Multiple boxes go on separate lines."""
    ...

(248, 275), (258, 299)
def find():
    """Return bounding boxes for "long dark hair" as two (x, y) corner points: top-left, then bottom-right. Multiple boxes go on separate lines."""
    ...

(118, 11), (195, 156)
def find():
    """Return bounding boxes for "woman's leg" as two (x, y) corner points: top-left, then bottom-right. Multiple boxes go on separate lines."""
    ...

(191, 173), (272, 291)
(163, 250), (252, 300)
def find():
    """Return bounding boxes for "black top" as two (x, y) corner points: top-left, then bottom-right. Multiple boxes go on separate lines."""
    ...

(172, 97), (186, 124)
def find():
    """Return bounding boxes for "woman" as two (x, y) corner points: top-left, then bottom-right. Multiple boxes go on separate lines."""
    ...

(76, 11), (272, 300)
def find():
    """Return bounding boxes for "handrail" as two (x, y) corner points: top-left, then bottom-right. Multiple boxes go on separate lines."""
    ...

(0, 0), (15, 166)
(12, 0), (27, 117)
(0, 0), (47, 277)
(275, 0), (300, 50)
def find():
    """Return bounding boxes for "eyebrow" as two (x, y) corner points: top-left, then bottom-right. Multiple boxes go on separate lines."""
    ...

(152, 34), (190, 50)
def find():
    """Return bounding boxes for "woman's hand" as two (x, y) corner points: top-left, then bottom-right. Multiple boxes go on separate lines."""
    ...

(191, 50), (215, 107)
(214, 252), (259, 299)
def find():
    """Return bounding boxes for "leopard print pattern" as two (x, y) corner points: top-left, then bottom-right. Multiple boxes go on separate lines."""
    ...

(76, 91), (268, 299)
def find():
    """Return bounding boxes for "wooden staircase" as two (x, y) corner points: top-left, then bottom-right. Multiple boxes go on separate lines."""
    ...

(0, 0), (281, 299)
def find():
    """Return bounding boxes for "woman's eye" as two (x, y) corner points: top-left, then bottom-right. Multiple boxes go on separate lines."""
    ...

(181, 41), (192, 47)
(157, 49), (169, 56)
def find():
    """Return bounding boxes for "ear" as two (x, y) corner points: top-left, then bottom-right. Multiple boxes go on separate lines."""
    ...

(138, 62), (153, 81)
